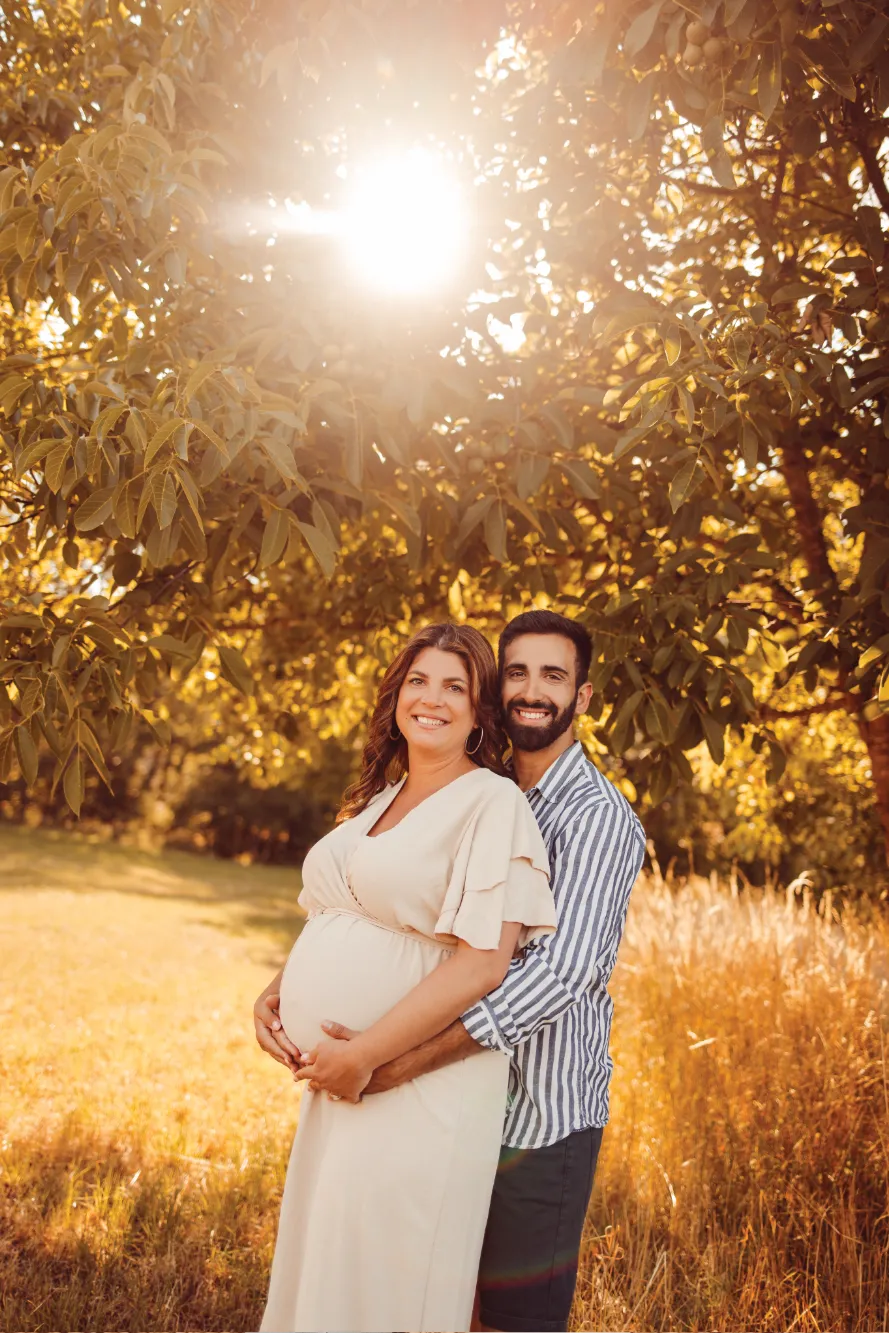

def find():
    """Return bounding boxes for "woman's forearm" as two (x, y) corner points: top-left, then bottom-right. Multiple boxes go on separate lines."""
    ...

(258, 968), (284, 1002)
(350, 925), (521, 1072)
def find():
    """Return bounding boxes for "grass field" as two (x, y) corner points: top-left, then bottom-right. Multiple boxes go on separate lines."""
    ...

(1, 824), (888, 1332)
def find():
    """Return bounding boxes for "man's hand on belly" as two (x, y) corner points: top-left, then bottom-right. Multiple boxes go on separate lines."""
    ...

(319, 1017), (482, 1094)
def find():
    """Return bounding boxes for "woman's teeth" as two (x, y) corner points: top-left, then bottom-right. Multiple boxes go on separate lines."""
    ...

(413, 715), (447, 728)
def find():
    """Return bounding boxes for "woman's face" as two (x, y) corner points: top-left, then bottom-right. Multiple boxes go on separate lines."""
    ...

(394, 647), (477, 761)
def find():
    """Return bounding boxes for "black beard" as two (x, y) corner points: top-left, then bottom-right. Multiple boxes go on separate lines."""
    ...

(504, 696), (576, 753)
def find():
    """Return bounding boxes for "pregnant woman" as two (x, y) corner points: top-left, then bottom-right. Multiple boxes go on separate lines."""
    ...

(255, 621), (556, 1333)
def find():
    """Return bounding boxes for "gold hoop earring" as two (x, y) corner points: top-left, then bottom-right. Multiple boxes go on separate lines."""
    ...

(465, 727), (484, 755)
(389, 721), (401, 742)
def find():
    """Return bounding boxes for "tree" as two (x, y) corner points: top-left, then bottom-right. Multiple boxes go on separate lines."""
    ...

(1, 0), (888, 861)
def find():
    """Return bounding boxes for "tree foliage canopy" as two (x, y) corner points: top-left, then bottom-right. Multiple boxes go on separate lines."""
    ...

(1, 0), (888, 856)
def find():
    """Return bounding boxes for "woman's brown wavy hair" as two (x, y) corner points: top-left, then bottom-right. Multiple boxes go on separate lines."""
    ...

(337, 622), (508, 822)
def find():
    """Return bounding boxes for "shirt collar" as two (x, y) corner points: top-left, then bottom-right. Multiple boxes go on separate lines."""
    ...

(527, 740), (589, 803)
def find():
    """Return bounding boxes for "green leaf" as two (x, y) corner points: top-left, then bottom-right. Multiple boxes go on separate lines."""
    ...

(623, 0), (665, 58)
(771, 281), (818, 304)
(484, 501), (508, 563)
(515, 452), (550, 501)
(562, 458), (602, 500)
(262, 435), (301, 480)
(701, 116), (737, 190)
(757, 43), (782, 122)
(188, 417), (229, 459)
(858, 644), (887, 671)
(78, 722), (112, 790)
(676, 385), (695, 430)
(148, 633), (194, 659)
(626, 72), (656, 142)
(791, 115), (821, 159)
(182, 361), (219, 402)
(292, 518), (337, 578)
(29, 154), (61, 196)
(610, 690), (645, 745)
(259, 506), (290, 569)
(455, 495), (495, 547)
(740, 419), (758, 470)
(535, 403), (574, 450)
(73, 487), (115, 532)
(16, 436), (57, 476)
(669, 455), (702, 511)
(145, 417), (187, 466)
(15, 723), (39, 786)
(662, 328), (681, 366)
(217, 644), (255, 696)
(114, 477), (140, 539)
(386, 495), (422, 537)
(112, 551), (142, 585)
(45, 442), (72, 493)
(700, 713), (725, 764)
(63, 751), (84, 816)
(148, 468), (177, 529)
(849, 15), (889, 71)
(796, 35), (857, 101)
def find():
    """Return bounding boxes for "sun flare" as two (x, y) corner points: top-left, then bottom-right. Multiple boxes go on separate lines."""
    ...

(340, 149), (466, 295)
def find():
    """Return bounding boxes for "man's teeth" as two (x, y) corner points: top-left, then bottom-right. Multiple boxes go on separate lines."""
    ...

(413, 715), (447, 728)
(517, 709), (550, 720)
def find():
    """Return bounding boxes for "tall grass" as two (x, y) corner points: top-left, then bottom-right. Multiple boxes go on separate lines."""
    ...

(578, 871), (889, 1332)
(1, 826), (887, 1331)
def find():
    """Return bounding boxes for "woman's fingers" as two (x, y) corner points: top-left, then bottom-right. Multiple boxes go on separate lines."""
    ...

(256, 1021), (296, 1069)
(256, 992), (284, 1031)
(274, 1027), (302, 1059)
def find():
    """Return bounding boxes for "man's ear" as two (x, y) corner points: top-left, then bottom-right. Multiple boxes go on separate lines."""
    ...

(574, 682), (593, 716)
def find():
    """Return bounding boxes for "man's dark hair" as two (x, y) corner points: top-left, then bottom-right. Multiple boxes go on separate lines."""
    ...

(498, 610), (593, 689)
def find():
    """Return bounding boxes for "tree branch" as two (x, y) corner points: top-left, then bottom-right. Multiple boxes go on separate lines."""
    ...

(851, 98), (889, 217)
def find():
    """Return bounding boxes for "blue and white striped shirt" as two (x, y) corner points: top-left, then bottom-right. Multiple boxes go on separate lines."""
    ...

(461, 742), (646, 1150)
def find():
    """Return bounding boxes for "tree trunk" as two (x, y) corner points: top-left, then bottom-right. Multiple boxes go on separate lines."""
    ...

(860, 710), (889, 866)
(780, 435), (889, 867)
(780, 435), (838, 599)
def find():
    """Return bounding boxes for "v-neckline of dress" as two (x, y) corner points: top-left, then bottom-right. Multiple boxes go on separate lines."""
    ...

(364, 768), (484, 840)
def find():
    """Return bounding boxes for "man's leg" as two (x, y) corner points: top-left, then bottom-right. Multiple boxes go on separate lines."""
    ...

(476, 1127), (603, 1333)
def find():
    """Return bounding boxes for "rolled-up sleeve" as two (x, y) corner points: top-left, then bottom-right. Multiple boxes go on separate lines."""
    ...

(461, 799), (644, 1055)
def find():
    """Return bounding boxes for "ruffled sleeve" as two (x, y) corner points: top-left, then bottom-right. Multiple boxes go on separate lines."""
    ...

(433, 777), (556, 951)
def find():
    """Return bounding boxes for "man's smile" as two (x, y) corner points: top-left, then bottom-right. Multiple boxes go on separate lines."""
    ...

(514, 707), (552, 723)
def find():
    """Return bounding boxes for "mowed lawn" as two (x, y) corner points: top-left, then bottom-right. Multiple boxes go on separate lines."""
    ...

(0, 825), (304, 1333)
(1, 823), (888, 1332)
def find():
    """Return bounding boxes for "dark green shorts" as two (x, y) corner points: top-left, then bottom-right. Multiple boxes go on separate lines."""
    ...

(477, 1126), (603, 1333)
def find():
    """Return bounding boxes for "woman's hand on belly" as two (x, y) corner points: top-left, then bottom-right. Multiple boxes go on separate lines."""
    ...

(295, 1037), (374, 1103)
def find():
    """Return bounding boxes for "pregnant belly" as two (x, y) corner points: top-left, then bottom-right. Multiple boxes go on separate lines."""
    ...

(279, 910), (443, 1054)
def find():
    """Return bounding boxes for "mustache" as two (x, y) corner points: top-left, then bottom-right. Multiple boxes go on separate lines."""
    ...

(507, 699), (557, 718)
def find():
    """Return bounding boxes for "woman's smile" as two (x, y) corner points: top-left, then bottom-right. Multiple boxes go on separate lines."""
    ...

(411, 714), (449, 729)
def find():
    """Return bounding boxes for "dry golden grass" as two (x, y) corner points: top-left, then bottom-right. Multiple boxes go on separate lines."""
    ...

(1, 824), (887, 1331)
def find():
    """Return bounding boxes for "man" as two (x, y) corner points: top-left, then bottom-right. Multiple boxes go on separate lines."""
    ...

(254, 610), (645, 1333)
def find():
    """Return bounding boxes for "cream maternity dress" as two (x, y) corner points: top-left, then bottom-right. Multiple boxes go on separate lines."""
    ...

(260, 767), (556, 1333)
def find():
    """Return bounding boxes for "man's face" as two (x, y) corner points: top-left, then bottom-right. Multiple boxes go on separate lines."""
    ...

(500, 633), (591, 753)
